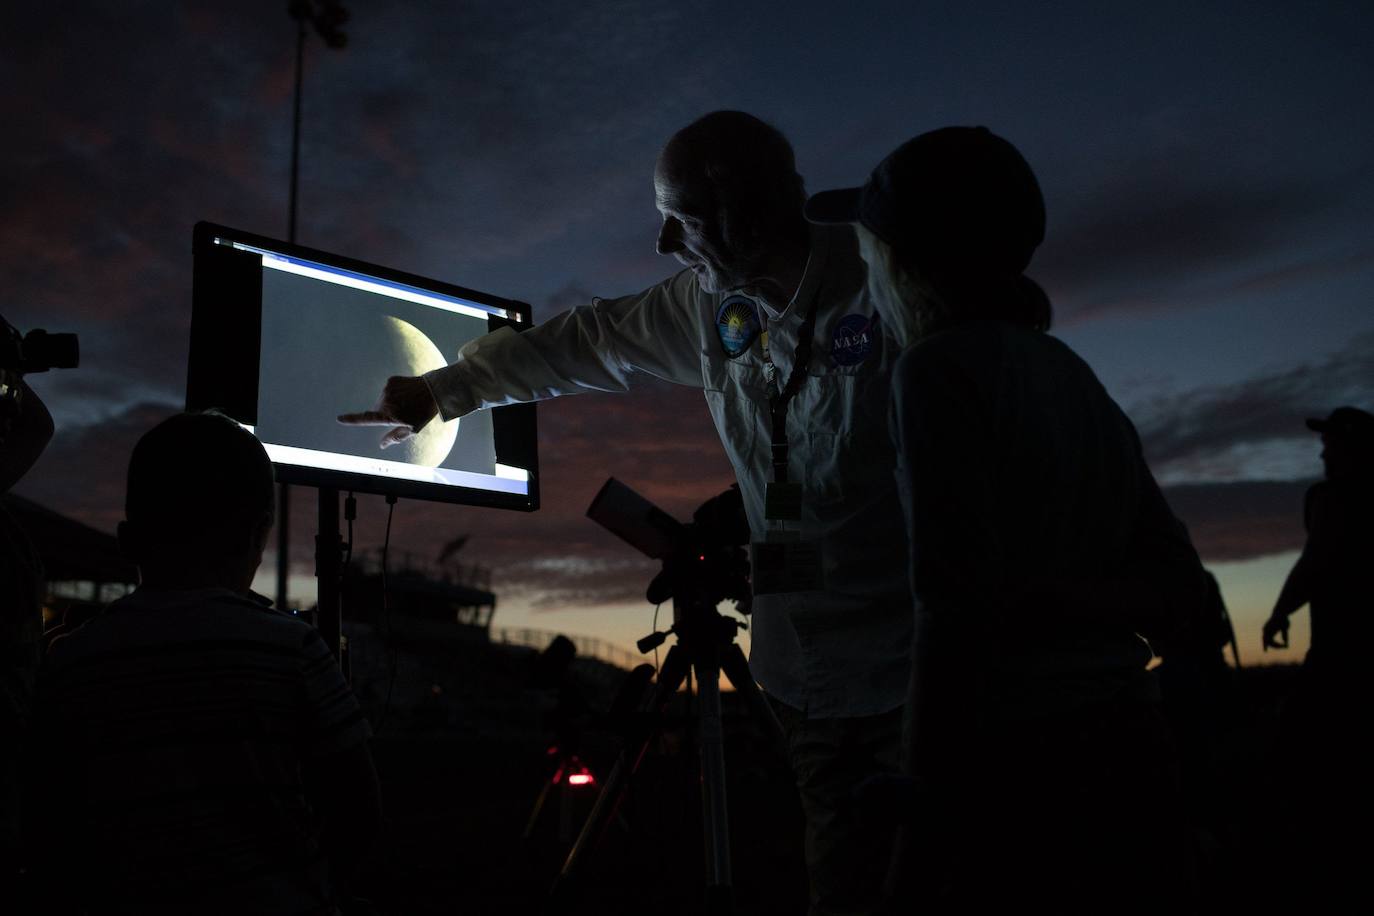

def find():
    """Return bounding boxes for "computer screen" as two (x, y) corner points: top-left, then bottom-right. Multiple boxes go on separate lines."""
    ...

(188, 222), (538, 510)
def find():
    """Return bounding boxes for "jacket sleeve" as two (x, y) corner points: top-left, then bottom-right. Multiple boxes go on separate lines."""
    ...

(422, 270), (707, 420)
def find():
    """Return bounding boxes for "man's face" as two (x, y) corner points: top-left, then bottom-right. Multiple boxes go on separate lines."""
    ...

(653, 152), (755, 294)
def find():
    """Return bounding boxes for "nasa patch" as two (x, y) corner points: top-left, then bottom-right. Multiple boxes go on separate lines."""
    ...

(829, 313), (879, 366)
(715, 295), (762, 359)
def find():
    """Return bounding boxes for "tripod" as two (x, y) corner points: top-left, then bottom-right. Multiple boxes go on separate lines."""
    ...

(546, 582), (783, 915)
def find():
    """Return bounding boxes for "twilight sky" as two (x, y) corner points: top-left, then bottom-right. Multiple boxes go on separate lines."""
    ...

(7, 0), (1373, 664)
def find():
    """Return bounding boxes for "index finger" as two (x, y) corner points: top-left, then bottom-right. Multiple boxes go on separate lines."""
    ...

(337, 411), (400, 426)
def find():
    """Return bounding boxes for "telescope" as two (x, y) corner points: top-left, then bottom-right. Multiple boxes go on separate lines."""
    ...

(586, 477), (751, 616)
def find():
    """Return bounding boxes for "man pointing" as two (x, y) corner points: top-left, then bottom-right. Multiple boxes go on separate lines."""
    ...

(342, 111), (909, 915)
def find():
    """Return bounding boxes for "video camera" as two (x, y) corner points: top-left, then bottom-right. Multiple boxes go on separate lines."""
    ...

(0, 326), (80, 375)
(586, 478), (752, 614)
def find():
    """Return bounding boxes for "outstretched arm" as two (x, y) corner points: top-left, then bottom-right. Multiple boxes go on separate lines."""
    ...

(338, 271), (706, 448)
(1263, 485), (1328, 652)
(1263, 557), (1310, 651)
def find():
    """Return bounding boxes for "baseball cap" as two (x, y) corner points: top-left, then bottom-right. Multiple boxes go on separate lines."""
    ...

(1306, 406), (1374, 443)
(806, 126), (1046, 276)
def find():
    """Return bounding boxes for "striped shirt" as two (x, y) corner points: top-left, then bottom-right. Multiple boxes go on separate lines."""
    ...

(32, 587), (371, 915)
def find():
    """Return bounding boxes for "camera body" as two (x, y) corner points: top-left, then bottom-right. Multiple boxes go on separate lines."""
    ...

(586, 478), (752, 613)
(0, 326), (80, 374)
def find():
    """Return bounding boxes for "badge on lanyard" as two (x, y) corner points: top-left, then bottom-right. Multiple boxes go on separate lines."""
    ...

(715, 295), (762, 359)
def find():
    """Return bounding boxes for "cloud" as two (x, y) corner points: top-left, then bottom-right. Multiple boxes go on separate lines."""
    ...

(496, 555), (662, 609)
(1163, 479), (1310, 563)
(1133, 331), (1374, 476)
(10, 0), (1371, 614)
(1023, 104), (1374, 325)
(0, 2), (729, 432)
(12, 400), (181, 533)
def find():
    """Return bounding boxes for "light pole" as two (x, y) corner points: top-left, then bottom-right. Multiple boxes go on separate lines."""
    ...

(277, 0), (348, 616)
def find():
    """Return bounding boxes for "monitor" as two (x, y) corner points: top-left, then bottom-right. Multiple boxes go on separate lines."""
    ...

(188, 222), (538, 511)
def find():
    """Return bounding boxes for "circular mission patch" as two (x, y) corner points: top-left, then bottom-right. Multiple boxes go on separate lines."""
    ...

(715, 295), (762, 359)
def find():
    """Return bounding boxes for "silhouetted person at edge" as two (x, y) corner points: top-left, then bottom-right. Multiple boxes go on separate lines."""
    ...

(342, 110), (912, 914)
(1264, 406), (1374, 667)
(28, 411), (380, 915)
(1261, 406), (1374, 909)
(807, 128), (1208, 914)
(0, 326), (54, 902)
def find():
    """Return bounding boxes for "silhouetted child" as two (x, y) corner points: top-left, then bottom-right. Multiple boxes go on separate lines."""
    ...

(29, 411), (380, 915)
(1, 332), (54, 907)
(807, 128), (1207, 914)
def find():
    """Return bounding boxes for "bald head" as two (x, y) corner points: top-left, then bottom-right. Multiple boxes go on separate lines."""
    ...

(653, 111), (810, 298)
(661, 111), (806, 235)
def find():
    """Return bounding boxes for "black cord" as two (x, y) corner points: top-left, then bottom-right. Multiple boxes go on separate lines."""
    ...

(374, 495), (399, 734)
(651, 602), (662, 674)
(342, 492), (356, 575)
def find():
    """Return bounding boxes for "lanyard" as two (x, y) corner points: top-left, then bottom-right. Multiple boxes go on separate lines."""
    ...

(765, 296), (822, 484)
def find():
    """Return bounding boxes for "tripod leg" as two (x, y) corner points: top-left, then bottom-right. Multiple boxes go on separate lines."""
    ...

(522, 777), (555, 842)
(546, 644), (691, 913)
(695, 657), (734, 913)
(720, 642), (784, 743)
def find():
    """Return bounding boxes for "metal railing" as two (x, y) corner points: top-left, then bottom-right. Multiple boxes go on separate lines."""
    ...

(493, 627), (645, 671)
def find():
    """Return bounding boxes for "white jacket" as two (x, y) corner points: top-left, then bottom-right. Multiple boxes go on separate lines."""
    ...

(424, 225), (911, 716)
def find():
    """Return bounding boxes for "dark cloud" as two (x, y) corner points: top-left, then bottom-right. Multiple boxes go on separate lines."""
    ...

(1163, 479), (1310, 563)
(12, 400), (180, 533)
(8, 0), (1374, 619)
(0, 2), (729, 433)
(1134, 331), (1374, 472)
(1037, 159), (1366, 323)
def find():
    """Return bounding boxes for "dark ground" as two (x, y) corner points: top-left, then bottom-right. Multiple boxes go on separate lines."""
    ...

(14, 613), (1343, 916)
(337, 623), (1354, 915)
(342, 622), (809, 916)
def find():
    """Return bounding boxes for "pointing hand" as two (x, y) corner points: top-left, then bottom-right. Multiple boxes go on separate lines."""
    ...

(337, 375), (440, 449)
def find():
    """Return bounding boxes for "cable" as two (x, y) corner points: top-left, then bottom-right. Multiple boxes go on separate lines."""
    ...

(342, 492), (356, 575)
(651, 602), (662, 674)
(374, 494), (399, 734)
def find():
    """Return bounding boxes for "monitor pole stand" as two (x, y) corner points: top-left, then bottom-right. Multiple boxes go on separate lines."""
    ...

(315, 486), (343, 658)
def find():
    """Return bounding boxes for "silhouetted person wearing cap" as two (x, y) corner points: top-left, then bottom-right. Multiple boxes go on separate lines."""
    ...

(1261, 406), (1374, 910)
(29, 411), (380, 915)
(1263, 406), (1374, 664)
(0, 333), (54, 905)
(807, 128), (1206, 913)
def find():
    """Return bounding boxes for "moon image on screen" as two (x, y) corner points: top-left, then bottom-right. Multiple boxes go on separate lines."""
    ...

(376, 316), (458, 467)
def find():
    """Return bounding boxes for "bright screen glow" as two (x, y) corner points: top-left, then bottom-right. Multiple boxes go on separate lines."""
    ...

(218, 237), (530, 497)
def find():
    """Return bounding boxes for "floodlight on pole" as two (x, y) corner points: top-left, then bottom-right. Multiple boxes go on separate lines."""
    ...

(277, 0), (349, 622)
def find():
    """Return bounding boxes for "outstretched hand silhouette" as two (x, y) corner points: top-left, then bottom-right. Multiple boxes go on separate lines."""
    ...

(337, 375), (439, 449)
(1262, 613), (1289, 651)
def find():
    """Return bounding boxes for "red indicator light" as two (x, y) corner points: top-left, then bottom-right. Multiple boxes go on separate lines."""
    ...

(568, 773), (595, 786)
(698, 554), (706, 561)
